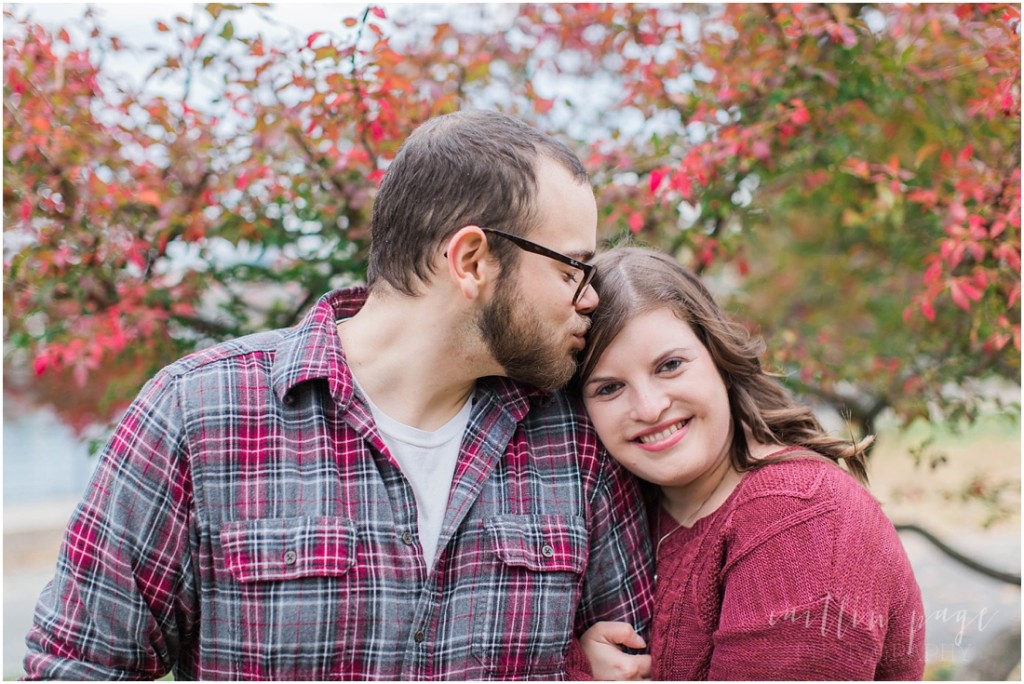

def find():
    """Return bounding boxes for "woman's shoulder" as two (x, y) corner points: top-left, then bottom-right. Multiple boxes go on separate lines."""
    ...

(721, 449), (900, 558)
(721, 450), (881, 541)
(733, 448), (869, 505)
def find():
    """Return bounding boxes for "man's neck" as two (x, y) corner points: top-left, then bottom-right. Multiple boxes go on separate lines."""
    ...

(336, 288), (495, 431)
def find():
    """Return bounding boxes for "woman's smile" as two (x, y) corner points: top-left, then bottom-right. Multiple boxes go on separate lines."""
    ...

(633, 418), (691, 450)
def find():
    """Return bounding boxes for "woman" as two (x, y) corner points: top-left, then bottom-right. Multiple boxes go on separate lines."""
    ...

(572, 247), (925, 680)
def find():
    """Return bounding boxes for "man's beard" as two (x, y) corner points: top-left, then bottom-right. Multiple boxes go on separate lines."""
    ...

(478, 276), (578, 392)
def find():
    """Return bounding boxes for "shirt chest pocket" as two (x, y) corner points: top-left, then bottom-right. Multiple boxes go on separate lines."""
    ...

(470, 514), (588, 678)
(217, 516), (359, 678)
(220, 516), (357, 582)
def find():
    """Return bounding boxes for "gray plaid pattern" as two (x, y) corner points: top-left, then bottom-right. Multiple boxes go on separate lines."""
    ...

(24, 288), (654, 680)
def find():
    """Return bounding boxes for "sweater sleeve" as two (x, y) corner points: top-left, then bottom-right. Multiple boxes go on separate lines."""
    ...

(706, 465), (925, 681)
(564, 637), (595, 680)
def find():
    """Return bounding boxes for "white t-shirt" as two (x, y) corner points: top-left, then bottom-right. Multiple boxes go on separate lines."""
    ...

(353, 377), (472, 568)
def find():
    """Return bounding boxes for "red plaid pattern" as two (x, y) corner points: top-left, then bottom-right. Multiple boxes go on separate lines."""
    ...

(24, 288), (654, 680)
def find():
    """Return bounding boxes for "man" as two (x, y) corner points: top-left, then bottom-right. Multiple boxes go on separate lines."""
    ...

(24, 110), (654, 680)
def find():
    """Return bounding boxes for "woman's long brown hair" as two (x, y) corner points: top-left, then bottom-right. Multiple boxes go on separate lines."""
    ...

(575, 247), (871, 484)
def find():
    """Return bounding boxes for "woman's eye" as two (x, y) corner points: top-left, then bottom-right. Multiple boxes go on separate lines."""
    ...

(658, 358), (683, 373)
(565, 270), (580, 284)
(592, 382), (622, 397)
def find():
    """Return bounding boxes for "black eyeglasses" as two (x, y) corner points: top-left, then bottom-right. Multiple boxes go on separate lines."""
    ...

(481, 228), (595, 305)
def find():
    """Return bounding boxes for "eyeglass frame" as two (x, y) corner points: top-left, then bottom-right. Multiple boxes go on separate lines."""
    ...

(480, 227), (595, 305)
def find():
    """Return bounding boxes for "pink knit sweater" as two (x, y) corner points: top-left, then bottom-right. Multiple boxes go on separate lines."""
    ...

(649, 453), (925, 680)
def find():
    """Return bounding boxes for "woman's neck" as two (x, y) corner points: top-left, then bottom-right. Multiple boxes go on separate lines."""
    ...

(660, 454), (742, 528)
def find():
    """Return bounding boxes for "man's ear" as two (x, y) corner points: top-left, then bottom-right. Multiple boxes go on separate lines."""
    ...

(445, 226), (499, 300)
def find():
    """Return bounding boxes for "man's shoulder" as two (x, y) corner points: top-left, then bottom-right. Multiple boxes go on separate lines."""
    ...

(161, 287), (356, 383)
(163, 327), (293, 379)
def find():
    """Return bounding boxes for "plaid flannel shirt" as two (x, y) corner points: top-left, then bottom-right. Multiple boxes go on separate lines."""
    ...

(24, 287), (654, 681)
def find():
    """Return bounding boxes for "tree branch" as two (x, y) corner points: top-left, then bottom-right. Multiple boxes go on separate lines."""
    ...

(895, 523), (1021, 586)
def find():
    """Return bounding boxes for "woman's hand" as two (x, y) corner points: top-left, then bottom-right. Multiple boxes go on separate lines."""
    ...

(579, 621), (652, 680)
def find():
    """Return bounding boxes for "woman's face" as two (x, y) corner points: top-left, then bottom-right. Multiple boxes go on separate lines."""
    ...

(582, 307), (733, 494)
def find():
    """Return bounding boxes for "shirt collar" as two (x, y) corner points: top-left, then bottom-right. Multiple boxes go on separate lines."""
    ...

(271, 287), (366, 407)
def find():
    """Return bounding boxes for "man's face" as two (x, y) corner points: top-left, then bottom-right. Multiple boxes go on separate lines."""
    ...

(478, 158), (599, 391)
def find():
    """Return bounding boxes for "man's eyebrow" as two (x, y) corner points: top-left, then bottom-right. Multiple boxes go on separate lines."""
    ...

(568, 249), (595, 262)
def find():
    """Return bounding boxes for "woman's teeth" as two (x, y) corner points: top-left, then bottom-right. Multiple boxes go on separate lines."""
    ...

(637, 419), (689, 444)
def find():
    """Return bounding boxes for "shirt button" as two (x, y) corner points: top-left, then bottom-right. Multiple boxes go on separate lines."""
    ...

(414, 630), (426, 643)
(541, 544), (555, 558)
(283, 550), (297, 565)
(282, 393), (296, 406)
(401, 532), (415, 546)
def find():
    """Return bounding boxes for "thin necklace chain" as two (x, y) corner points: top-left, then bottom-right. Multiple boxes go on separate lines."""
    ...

(655, 463), (733, 563)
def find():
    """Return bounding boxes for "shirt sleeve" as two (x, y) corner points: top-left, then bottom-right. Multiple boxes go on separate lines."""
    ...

(23, 369), (196, 680)
(707, 474), (925, 681)
(570, 442), (655, 655)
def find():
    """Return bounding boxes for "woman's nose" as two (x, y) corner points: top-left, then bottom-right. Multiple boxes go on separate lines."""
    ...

(629, 386), (670, 423)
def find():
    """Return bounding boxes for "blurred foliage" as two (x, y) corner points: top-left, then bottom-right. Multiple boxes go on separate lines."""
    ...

(3, 3), (1020, 448)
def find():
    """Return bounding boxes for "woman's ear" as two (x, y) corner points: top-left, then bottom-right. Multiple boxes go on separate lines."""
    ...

(444, 226), (498, 300)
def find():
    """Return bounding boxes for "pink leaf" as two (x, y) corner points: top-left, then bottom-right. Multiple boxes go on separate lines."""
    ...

(949, 281), (971, 311)
(649, 168), (665, 194)
(628, 211), (644, 233)
(921, 298), (936, 322)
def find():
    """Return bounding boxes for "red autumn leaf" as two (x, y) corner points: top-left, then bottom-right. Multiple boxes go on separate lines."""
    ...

(31, 116), (51, 132)
(649, 168), (665, 193)
(137, 189), (161, 206)
(751, 139), (772, 161)
(33, 353), (49, 377)
(907, 189), (938, 205)
(671, 171), (692, 199)
(628, 211), (644, 233)
(791, 105), (811, 126)
(949, 279), (983, 311)
(370, 7), (386, 19)
(921, 298), (936, 322)
(843, 158), (871, 178)
(306, 31), (323, 48)
(533, 98), (554, 114)
(699, 243), (716, 266)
